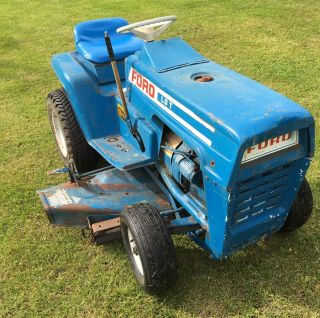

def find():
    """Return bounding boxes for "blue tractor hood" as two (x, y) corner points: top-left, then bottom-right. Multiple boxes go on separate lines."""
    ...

(129, 38), (314, 144)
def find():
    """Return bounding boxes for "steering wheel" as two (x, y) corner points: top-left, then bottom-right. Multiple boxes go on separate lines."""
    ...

(117, 16), (176, 42)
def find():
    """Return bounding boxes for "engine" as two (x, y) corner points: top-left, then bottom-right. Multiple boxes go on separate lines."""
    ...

(161, 130), (202, 192)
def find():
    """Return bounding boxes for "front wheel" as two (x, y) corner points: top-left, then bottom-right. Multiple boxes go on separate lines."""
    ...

(121, 203), (177, 293)
(280, 178), (313, 232)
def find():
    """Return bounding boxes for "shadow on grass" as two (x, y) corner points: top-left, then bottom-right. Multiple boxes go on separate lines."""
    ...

(103, 220), (319, 316)
(160, 229), (319, 316)
(96, 179), (319, 316)
(149, 180), (319, 316)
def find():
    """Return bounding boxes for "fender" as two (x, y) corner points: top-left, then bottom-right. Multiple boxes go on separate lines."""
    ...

(52, 52), (159, 169)
(51, 52), (118, 141)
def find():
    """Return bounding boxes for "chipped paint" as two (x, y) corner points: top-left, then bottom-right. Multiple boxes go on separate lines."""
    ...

(38, 168), (171, 227)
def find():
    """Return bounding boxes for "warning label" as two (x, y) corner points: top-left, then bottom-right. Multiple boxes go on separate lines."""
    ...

(47, 189), (73, 208)
(117, 103), (126, 121)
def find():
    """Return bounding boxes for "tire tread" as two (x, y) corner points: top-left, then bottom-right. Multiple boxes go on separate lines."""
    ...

(121, 203), (177, 293)
(281, 178), (313, 232)
(47, 88), (99, 172)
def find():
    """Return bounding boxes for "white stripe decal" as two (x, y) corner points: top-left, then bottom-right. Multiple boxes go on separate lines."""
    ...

(155, 95), (212, 145)
(128, 68), (214, 146)
(158, 89), (215, 133)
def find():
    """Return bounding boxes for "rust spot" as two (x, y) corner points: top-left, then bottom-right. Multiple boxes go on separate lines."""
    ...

(97, 183), (137, 191)
(107, 137), (118, 143)
(187, 216), (198, 224)
(54, 204), (120, 214)
(131, 170), (147, 178)
(194, 75), (213, 82)
(91, 217), (120, 233)
(62, 181), (81, 189)
(156, 197), (168, 205)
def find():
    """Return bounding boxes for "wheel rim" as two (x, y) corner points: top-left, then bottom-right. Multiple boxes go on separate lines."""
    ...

(128, 228), (144, 276)
(52, 110), (68, 157)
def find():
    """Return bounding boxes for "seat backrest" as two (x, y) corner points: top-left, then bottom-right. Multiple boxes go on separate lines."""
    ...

(74, 17), (128, 44)
(74, 18), (144, 63)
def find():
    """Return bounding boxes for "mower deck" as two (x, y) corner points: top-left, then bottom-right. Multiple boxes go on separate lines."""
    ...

(37, 167), (171, 227)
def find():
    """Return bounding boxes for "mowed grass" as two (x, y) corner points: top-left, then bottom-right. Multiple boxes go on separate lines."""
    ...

(0, 0), (319, 317)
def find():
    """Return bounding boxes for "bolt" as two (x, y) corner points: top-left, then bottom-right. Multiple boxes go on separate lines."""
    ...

(132, 246), (138, 255)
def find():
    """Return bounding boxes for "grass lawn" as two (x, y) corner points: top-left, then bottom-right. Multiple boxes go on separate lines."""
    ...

(0, 0), (319, 317)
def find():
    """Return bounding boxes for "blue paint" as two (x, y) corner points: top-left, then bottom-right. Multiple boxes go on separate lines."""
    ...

(139, 38), (208, 72)
(76, 53), (126, 84)
(41, 17), (315, 260)
(37, 168), (171, 227)
(74, 18), (144, 63)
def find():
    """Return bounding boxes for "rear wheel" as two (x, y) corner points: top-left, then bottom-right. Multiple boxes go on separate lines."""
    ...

(47, 88), (100, 173)
(280, 178), (313, 232)
(121, 203), (177, 293)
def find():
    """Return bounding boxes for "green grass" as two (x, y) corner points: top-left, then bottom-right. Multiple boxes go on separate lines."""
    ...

(0, 0), (319, 317)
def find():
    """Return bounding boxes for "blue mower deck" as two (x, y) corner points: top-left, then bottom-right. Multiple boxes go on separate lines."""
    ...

(37, 168), (171, 227)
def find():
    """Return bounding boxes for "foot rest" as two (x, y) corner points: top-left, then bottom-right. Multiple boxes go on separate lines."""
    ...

(92, 135), (151, 170)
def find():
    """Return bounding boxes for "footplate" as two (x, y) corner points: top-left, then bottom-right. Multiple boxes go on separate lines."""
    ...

(37, 168), (171, 227)
(92, 135), (152, 170)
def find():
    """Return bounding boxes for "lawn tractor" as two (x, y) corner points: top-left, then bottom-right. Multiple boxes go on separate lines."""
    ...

(38, 16), (315, 293)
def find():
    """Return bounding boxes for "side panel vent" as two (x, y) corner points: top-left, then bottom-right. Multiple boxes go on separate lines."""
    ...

(232, 163), (293, 225)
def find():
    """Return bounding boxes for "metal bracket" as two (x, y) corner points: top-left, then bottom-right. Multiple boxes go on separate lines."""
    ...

(87, 217), (122, 245)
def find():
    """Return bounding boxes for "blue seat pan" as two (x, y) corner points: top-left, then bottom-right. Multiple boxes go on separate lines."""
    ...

(74, 18), (144, 64)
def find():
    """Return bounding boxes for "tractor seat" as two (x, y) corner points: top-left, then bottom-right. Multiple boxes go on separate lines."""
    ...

(74, 18), (144, 64)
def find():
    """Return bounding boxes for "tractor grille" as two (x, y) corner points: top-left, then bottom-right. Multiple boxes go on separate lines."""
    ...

(232, 163), (294, 225)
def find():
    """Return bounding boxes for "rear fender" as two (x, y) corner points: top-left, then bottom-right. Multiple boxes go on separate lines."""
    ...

(51, 52), (118, 141)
